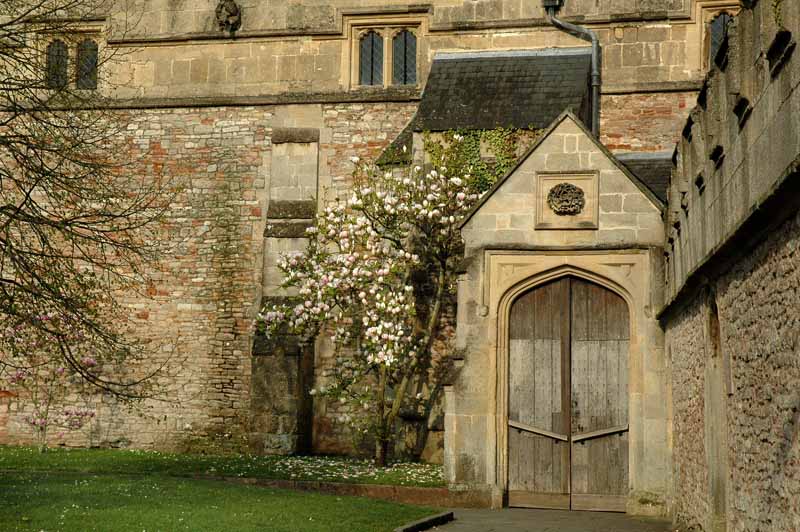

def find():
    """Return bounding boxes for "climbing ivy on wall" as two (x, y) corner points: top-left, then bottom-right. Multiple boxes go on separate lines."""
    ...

(772, 0), (784, 25)
(423, 127), (541, 194)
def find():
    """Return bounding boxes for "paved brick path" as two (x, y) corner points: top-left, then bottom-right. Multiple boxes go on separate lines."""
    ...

(430, 509), (675, 532)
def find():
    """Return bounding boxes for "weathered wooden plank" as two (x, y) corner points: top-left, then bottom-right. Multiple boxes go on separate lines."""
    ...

(509, 429), (540, 492)
(509, 288), (535, 493)
(619, 432), (630, 496)
(509, 420), (568, 441)
(618, 340), (629, 423)
(559, 279), (571, 495)
(571, 493), (627, 512)
(509, 289), (535, 340)
(509, 279), (567, 498)
(508, 491), (570, 510)
(571, 439), (589, 495)
(570, 278), (630, 503)
(535, 282), (556, 493)
(572, 424), (629, 442)
(606, 340), (620, 426)
(508, 340), (524, 422)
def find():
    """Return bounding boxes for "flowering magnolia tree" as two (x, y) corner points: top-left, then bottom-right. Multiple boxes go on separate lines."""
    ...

(259, 134), (493, 465)
(2, 314), (105, 451)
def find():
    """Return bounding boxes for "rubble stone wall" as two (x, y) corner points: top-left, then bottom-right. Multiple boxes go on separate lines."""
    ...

(663, 1), (800, 529)
(0, 101), (416, 453)
(666, 211), (800, 531)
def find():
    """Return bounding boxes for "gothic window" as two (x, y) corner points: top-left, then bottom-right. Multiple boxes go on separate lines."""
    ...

(708, 12), (733, 66)
(46, 39), (68, 89)
(76, 39), (98, 90)
(392, 30), (416, 85)
(359, 31), (383, 86)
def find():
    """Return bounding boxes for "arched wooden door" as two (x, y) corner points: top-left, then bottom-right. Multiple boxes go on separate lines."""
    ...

(507, 276), (629, 512)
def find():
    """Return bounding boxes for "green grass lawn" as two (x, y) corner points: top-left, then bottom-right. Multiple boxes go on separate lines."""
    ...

(0, 471), (438, 532)
(0, 445), (445, 487)
(0, 446), (444, 487)
(0, 446), (443, 531)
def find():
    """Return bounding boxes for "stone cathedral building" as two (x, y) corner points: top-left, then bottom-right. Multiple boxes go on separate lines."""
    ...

(2, 0), (800, 530)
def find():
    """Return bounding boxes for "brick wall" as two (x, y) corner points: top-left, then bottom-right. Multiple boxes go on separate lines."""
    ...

(321, 102), (417, 193)
(0, 391), (15, 443)
(601, 91), (694, 153)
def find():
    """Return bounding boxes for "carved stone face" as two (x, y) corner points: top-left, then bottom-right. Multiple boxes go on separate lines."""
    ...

(547, 182), (586, 216)
(216, 0), (242, 33)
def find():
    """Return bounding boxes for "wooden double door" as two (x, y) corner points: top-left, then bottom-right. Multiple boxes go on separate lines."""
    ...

(507, 276), (630, 512)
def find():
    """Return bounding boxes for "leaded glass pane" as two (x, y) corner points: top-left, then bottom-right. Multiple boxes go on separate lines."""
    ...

(359, 31), (383, 86)
(392, 30), (416, 85)
(371, 33), (383, 85)
(392, 32), (404, 85)
(76, 39), (98, 90)
(709, 13), (732, 65)
(46, 40), (68, 89)
(404, 31), (416, 84)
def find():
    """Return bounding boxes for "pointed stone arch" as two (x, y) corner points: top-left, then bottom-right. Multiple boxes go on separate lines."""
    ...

(495, 265), (635, 510)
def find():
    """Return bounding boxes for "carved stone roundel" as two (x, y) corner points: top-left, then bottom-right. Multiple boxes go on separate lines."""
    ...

(547, 182), (586, 216)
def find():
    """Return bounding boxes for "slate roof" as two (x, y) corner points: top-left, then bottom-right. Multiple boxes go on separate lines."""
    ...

(414, 48), (593, 132)
(616, 152), (674, 203)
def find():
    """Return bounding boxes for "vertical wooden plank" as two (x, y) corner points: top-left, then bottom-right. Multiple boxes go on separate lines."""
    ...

(570, 356), (588, 497)
(570, 278), (630, 509)
(508, 279), (567, 504)
(560, 279), (571, 496)
(597, 341), (609, 494)
(509, 337), (536, 493)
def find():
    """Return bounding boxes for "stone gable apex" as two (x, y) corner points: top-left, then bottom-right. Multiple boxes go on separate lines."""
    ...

(460, 110), (665, 231)
(460, 110), (665, 252)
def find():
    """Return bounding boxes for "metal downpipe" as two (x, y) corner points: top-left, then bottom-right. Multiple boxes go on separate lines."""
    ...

(545, 6), (601, 138)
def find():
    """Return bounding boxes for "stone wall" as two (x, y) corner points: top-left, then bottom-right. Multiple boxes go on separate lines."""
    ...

(0, 101), (416, 453)
(666, 211), (800, 531)
(714, 212), (800, 532)
(665, 0), (799, 303)
(103, 2), (725, 101)
(666, 298), (711, 529)
(1, 106), (271, 451)
(662, 1), (800, 530)
(111, 0), (692, 39)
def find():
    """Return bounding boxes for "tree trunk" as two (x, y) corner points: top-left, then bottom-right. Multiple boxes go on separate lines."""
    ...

(37, 428), (48, 453)
(411, 420), (429, 462)
(411, 383), (444, 461)
(375, 437), (389, 467)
